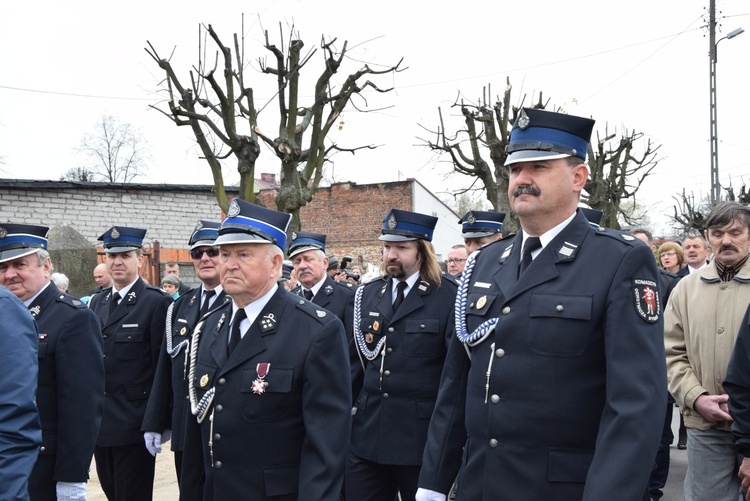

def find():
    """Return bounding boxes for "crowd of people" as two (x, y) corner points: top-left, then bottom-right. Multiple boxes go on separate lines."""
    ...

(3, 107), (750, 501)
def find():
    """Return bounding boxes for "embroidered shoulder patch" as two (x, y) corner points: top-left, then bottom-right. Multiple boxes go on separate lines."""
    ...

(632, 278), (660, 323)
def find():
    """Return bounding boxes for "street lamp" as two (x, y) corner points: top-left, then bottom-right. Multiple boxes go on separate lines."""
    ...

(709, 18), (744, 205)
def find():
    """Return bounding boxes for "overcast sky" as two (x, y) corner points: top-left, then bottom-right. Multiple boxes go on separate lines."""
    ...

(1, 0), (748, 235)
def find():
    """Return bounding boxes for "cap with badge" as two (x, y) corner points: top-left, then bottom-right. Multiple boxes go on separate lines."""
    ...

(216, 198), (292, 251)
(379, 208), (438, 242)
(0, 223), (49, 263)
(459, 211), (506, 239)
(281, 261), (294, 281)
(98, 226), (147, 254)
(189, 220), (221, 250)
(505, 108), (595, 166)
(288, 231), (326, 259)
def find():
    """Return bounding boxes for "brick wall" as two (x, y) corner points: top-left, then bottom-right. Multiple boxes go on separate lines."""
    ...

(259, 181), (416, 268)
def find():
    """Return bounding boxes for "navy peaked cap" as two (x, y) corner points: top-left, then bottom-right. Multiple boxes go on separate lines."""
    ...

(459, 211), (505, 238)
(505, 108), (595, 165)
(288, 231), (327, 258)
(0, 223), (49, 263)
(379, 208), (438, 242)
(99, 226), (147, 254)
(216, 198), (291, 251)
(189, 220), (220, 249)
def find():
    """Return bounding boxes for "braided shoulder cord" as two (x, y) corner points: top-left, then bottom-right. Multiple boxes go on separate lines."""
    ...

(187, 320), (214, 424)
(353, 284), (387, 360)
(164, 302), (190, 358)
(455, 253), (499, 347)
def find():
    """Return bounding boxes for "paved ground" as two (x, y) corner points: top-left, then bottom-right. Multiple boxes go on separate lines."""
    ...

(85, 410), (689, 500)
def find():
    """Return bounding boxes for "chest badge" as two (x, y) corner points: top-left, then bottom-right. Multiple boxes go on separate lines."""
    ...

(477, 295), (487, 310)
(199, 374), (209, 387)
(179, 326), (187, 336)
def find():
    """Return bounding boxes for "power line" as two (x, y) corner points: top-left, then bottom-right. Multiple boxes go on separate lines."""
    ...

(0, 84), (151, 101)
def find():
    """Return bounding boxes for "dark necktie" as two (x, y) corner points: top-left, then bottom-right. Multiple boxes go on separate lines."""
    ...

(227, 308), (247, 357)
(109, 292), (121, 314)
(392, 281), (407, 312)
(519, 237), (542, 277)
(199, 289), (216, 318)
(303, 289), (314, 301)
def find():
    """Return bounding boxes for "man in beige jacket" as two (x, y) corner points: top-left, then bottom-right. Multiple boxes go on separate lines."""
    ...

(666, 201), (750, 501)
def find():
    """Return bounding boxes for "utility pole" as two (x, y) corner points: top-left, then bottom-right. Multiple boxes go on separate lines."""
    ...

(709, 0), (719, 205)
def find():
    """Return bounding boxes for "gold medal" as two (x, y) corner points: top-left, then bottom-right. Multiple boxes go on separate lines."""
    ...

(477, 295), (487, 310)
(199, 374), (209, 387)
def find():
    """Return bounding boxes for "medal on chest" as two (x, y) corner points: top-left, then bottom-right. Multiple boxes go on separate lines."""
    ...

(252, 362), (271, 394)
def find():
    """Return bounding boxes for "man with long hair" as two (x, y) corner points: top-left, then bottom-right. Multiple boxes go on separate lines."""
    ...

(348, 208), (457, 501)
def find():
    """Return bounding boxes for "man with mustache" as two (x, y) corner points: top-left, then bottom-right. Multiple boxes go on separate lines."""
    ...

(666, 201), (750, 500)
(417, 108), (665, 500)
(348, 209), (457, 501)
(678, 234), (711, 277)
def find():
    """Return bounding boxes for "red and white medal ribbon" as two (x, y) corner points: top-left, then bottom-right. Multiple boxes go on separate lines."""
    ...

(252, 363), (271, 394)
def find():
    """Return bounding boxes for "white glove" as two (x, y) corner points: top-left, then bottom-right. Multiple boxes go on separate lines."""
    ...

(161, 429), (172, 444)
(144, 431), (162, 456)
(56, 481), (87, 501)
(415, 488), (447, 501)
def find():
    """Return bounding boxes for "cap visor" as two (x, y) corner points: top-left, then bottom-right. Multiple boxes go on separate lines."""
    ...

(462, 231), (495, 239)
(504, 150), (573, 166)
(288, 244), (322, 258)
(0, 247), (41, 264)
(379, 234), (417, 242)
(215, 233), (272, 246)
(103, 246), (140, 254)
(190, 240), (218, 251)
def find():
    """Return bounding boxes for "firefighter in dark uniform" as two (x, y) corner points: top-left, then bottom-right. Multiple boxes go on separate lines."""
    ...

(142, 221), (225, 494)
(347, 209), (457, 501)
(181, 199), (351, 501)
(88, 226), (172, 501)
(458, 210), (506, 255)
(0, 224), (99, 501)
(417, 108), (666, 501)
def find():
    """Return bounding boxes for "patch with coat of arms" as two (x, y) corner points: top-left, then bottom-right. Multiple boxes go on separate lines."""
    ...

(632, 278), (660, 323)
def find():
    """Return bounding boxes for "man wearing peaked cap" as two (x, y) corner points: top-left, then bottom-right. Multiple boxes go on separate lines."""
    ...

(347, 208), (457, 501)
(142, 220), (226, 497)
(88, 226), (172, 501)
(418, 109), (665, 500)
(459, 210), (506, 254)
(181, 198), (351, 500)
(0, 223), (104, 501)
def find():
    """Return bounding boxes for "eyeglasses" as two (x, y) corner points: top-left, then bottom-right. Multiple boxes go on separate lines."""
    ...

(447, 259), (467, 264)
(190, 247), (220, 260)
(660, 251), (677, 258)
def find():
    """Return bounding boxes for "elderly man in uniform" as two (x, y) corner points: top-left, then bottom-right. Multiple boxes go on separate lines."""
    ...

(0, 224), (104, 501)
(417, 108), (666, 501)
(142, 221), (225, 493)
(458, 210), (505, 254)
(181, 199), (351, 500)
(0, 283), (41, 501)
(88, 226), (172, 501)
(348, 208), (457, 501)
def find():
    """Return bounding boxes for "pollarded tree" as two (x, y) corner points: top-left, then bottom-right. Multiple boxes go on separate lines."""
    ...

(146, 20), (403, 229)
(420, 78), (659, 232)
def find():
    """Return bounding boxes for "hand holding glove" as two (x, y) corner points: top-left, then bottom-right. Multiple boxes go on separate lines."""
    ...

(56, 481), (87, 501)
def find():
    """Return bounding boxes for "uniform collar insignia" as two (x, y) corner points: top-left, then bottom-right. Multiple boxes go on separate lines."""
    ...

(325, 284), (333, 295)
(379, 283), (388, 297)
(189, 295), (197, 306)
(316, 310), (327, 318)
(558, 241), (578, 258)
(29, 305), (41, 318)
(260, 313), (277, 332)
(217, 311), (227, 331)
(500, 245), (513, 260)
(127, 291), (137, 303)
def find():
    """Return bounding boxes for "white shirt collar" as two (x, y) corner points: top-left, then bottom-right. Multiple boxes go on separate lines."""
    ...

(521, 211), (577, 260)
(391, 271), (420, 302)
(230, 284), (278, 339)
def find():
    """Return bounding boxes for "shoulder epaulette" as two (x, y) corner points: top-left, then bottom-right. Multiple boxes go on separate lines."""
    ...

(293, 296), (332, 324)
(55, 292), (87, 309)
(594, 227), (641, 246)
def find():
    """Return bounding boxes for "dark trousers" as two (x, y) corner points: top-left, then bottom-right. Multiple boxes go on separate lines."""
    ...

(94, 443), (155, 501)
(174, 450), (183, 487)
(28, 455), (55, 501)
(647, 395), (674, 500)
(346, 451), (421, 501)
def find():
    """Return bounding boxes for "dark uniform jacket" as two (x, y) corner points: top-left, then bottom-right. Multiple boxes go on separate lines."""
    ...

(28, 283), (104, 485)
(725, 305), (750, 456)
(142, 286), (226, 451)
(181, 286), (351, 501)
(419, 211), (666, 501)
(351, 273), (457, 465)
(0, 286), (41, 501)
(89, 277), (172, 447)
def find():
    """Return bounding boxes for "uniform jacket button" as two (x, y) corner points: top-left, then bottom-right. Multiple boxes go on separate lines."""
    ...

(489, 439), (498, 448)
(384, 370), (391, 377)
(388, 327), (395, 333)
(386, 347), (393, 353)
(214, 461), (223, 469)
(490, 394), (500, 404)
(218, 378), (226, 385)
(215, 405), (223, 413)
(502, 306), (511, 315)
(556, 304), (564, 312)
(383, 393), (390, 399)
(213, 433), (221, 442)
(495, 348), (505, 358)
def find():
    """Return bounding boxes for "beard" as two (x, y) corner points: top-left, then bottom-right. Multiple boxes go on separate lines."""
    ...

(386, 262), (405, 279)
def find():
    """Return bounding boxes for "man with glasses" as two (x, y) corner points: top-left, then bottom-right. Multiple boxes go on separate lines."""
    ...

(445, 244), (468, 278)
(143, 221), (225, 495)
